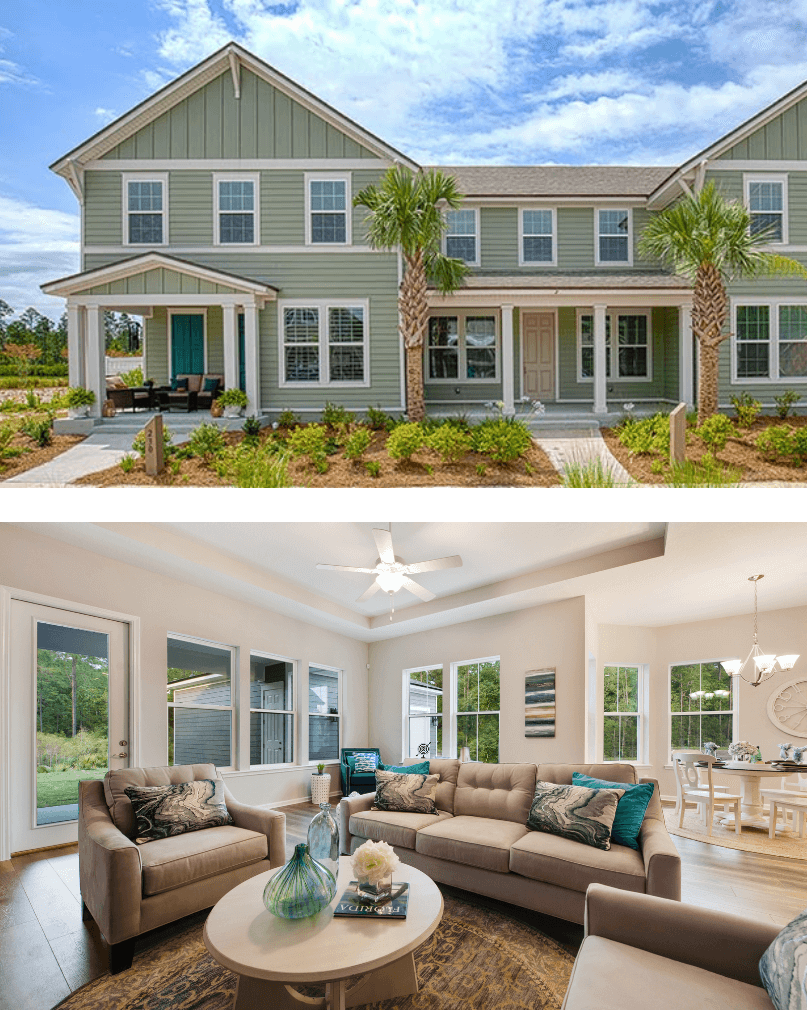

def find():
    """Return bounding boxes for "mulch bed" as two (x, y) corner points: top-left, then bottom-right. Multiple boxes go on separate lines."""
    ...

(74, 426), (560, 488)
(0, 431), (85, 480)
(602, 414), (807, 484)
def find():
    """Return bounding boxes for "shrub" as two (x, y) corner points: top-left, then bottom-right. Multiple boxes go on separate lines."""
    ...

(65, 386), (96, 408)
(774, 390), (802, 419)
(730, 391), (761, 428)
(387, 422), (425, 461)
(219, 388), (248, 408)
(365, 460), (381, 478)
(425, 424), (472, 463)
(242, 416), (262, 443)
(755, 424), (807, 464)
(276, 408), (300, 428)
(472, 418), (532, 463)
(343, 427), (372, 460)
(476, 463), (487, 477)
(288, 424), (329, 467)
(561, 458), (623, 487)
(188, 421), (226, 459)
(697, 413), (734, 455)
(365, 405), (394, 431)
(119, 454), (135, 473)
(132, 424), (174, 458)
(21, 415), (53, 447)
(322, 401), (354, 427)
(794, 427), (807, 463)
(119, 366), (144, 387)
(0, 376), (68, 389)
(665, 454), (741, 487)
(616, 413), (669, 456)
(650, 458), (665, 475)
(218, 445), (293, 487)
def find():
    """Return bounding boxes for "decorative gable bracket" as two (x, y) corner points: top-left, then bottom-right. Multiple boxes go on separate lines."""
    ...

(228, 50), (241, 100)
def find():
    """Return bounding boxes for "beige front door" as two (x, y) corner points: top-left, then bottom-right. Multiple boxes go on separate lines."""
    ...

(522, 312), (555, 400)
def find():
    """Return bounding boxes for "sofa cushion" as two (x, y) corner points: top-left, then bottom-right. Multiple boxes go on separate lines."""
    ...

(527, 781), (625, 851)
(373, 770), (439, 814)
(104, 764), (219, 838)
(563, 936), (773, 1010)
(124, 779), (233, 844)
(349, 809), (452, 849)
(176, 373), (203, 392)
(139, 824), (267, 897)
(510, 828), (646, 894)
(428, 758), (461, 814)
(416, 814), (529, 872)
(454, 762), (536, 823)
(572, 773), (655, 850)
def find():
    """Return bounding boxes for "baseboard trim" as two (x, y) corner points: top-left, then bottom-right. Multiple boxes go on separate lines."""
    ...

(10, 840), (78, 857)
(261, 791), (343, 810)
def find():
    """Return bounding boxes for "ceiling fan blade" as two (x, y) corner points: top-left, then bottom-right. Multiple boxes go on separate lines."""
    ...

(400, 577), (436, 602)
(404, 555), (463, 574)
(316, 564), (378, 574)
(356, 581), (382, 603)
(372, 528), (395, 564)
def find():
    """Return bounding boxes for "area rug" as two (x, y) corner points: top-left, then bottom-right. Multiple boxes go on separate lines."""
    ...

(664, 807), (807, 860)
(54, 892), (575, 1010)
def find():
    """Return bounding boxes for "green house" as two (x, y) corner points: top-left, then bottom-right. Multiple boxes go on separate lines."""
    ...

(43, 42), (807, 421)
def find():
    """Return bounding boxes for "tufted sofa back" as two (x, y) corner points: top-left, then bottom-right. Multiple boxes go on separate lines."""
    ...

(455, 761), (537, 823)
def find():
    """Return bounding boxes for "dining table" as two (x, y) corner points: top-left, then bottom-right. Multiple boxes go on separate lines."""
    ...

(715, 763), (798, 828)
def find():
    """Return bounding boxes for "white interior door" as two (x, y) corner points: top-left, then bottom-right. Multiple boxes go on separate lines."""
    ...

(9, 600), (129, 854)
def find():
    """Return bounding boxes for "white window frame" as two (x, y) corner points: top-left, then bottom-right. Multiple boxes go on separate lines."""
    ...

(278, 298), (370, 388)
(668, 658), (739, 764)
(307, 662), (342, 766)
(122, 173), (168, 247)
(595, 207), (632, 266)
(305, 172), (352, 246)
(744, 174), (788, 245)
(576, 309), (651, 382)
(602, 663), (649, 765)
(731, 298), (807, 384)
(425, 311), (500, 383)
(403, 664), (444, 760)
(519, 206), (557, 266)
(167, 632), (236, 772)
(443, 206), (480, 267)
(249, 650), (296, 770)
(450, 654), (500, 763)
(213, 172), (260, 246)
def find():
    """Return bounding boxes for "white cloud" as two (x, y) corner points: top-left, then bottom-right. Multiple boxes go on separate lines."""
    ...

(0, 57), (39, 87)
(538, 71), (640, 101)
(94, 107), (117, 123)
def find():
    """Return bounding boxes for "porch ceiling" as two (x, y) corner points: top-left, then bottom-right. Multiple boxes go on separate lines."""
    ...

(428, 272), (693, 307)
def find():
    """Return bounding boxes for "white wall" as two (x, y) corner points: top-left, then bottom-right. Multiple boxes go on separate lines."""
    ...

(368, 596), (586, 766)
(1, 525), (369, 813)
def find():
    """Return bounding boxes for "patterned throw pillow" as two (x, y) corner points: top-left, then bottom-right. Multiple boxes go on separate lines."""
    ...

(373, 770), (439, 814)
(759, 907), (807, 1010)
(124, 779), (233, 844)
(527, 780), (625, 850)
(571, 773), (655, 850)
(352, 752), (379, 773)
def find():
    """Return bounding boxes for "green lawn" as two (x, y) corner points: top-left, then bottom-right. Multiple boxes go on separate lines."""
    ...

(36, 768), (108, 808)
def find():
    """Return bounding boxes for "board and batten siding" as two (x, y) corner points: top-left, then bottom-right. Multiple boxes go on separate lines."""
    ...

(101, 68), (378, 162)
(718, 97), (807, 161)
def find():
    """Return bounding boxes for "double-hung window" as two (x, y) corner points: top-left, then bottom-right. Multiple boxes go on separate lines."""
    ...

(215, 175), (259, 245)
(746, 176), (787, 243)
(280, 301), (368, 386)
(578, 311), (650, 380)
(307, 175), (350, 245)
(670, 660), (735, 757)
(427, 313), (497, 380)
(445, 209), (478, 265)
(405, 666), (443, 759)
(309, 664), (341, 763)
(455, 657), (500, 763)
(250, 652), (294, 767)
(521, 209), (555, 264)
(735, 303), (807, 380)
(124, 174), (167, 245)
(597, 209), (631, 264)
(167, 634), (233, 768)
(603, 665), (641, 761)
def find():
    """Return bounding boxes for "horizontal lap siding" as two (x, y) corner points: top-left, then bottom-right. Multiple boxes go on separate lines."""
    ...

(480, 208), (518, 269)
(558, 208), (594, 270)
(170, 171), (213, 244)
(145, 308), (168, 383)
(85, 172), (121, 245)
(661, 307), (681, 401)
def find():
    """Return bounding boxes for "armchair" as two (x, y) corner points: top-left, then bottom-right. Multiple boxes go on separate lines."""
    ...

(339, 747), (382, 796)
(79, 763), (285, 974)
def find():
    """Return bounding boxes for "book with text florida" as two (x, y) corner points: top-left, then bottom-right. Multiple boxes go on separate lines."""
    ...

(333, 881), (409, 918)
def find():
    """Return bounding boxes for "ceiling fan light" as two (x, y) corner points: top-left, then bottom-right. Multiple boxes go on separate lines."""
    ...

(721, 660), (742, 676)
(376, 571), (406, 593)
(713, 689), (731, 697)
(689, 690), (704, 698)
(777, 654), (799, 671)
(754, 654), (777, 674)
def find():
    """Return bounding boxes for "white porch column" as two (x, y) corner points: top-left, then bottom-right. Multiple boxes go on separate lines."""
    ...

(501, 303), (515, 416)
(679, 302), (694, 410)
(85, 304), (104, 418)
(243, 301), (260, 415)
(223, 303), (238, 393)
(66, 301), (84, 389)
(593, 303), (608, 415)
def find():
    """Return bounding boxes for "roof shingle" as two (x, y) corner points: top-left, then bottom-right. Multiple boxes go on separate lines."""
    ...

(430, 165), (675, 198)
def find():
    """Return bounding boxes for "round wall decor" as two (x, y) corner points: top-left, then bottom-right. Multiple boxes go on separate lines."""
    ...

(767, 678), (807, 738)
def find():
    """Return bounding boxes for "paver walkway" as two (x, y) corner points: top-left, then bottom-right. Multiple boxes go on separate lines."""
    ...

(532, 427), (635, 485)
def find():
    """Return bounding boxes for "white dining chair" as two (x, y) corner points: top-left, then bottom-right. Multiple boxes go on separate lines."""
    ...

(672, 751), (743, 836)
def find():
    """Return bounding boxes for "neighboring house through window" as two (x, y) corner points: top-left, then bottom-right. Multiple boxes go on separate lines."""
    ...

(405, 666), (443, 759)
(427, 313), (497, 381)
(520, 208), (555, 265)
(578, 311), (650, 380)
(454, 656), (500, 762)
(280, 300), (369, 386)
(309, 664), (341, 763)
(745, 176), (787, 243)
(215, 174), (259, 245)
(670, 660), (736, 757)
(445, 208), (479, 265)
(250, 652), (294, 767)
(167, 634), (233, 768)
(124, 174), (167, 245)
(306, 174), (350, 245)
(596, 208), (631, 264)
(734, 302), (807, 380)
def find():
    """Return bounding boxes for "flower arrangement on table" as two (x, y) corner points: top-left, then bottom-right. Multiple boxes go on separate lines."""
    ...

(350, 839), (399, 901)
(727, 740), (757, 762)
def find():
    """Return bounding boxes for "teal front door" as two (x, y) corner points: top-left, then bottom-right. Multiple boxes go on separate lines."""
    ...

(171, 314), (204, 376)
(238, 313), (246, 392)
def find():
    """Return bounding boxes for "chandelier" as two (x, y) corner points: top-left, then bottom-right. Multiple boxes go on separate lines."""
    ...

(720, 575), (799, 687)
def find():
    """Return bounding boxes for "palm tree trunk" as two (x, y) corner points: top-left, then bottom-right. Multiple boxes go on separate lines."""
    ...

(399, 251), (429, 422)
(693, 263), (728, 421)
(406, 344), (426, 422)
(698, 342), (719, 420)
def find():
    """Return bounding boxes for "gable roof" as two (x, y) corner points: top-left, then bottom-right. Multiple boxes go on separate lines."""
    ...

(432, 165), (673, 199)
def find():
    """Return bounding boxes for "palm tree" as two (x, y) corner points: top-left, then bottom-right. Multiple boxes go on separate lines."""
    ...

(638, 182), (807, 420)
(354, 166), (468, 421)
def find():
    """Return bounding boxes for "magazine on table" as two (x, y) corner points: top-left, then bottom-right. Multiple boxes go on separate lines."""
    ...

(333, 881), (409, 918)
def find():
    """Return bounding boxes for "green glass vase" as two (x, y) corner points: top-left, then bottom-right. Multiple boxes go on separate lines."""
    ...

(263, 842), (337, 919)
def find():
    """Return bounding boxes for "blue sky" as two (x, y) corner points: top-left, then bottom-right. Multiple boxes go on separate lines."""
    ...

(4, 0), (807, 319)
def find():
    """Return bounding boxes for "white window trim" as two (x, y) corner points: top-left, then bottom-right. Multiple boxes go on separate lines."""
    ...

(278, 298), (370, 389)
(594, 207), (633, 267)
(442, 206), (480, 267)
(213, 172), (260, 247)
(122, 172), (169, 247)
(602, 663), (649, 765)
(304, 172), (352, 246)
(425, 310), (500, 384)
(166, 308), (208, 380)
(518, 206), (557, 267)
(576, 309), (652, 383)
(249, 649), (296, 771)
(730, 297), (807, 384)
(307, 662), (342, 766)
(668, 658), (739, 764)
(403, 664), (444, 760)
(743, 173), (789, 245)
(449, 654), (500, 763)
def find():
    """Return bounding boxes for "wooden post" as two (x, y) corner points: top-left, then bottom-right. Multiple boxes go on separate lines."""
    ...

(144, 414), (164, 476)
(670, 402), (686, 464)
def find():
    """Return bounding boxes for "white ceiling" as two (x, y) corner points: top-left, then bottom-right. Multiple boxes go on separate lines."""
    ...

(10, 522), (807, 642)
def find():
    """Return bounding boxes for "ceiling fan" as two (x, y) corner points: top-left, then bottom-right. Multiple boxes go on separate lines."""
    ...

(317, 527), (462, 611)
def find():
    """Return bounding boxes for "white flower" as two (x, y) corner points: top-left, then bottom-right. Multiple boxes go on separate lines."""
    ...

(350, 839), (399, 884)
(534, 401), (546, 416)
(623, 402), (635, 412)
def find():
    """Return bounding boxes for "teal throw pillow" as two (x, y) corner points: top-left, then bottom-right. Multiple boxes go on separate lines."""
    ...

(572, 773), (654, 850)
(203, 377), (220, 393)
(171, 377), (189, 391)
(381, 761), (430, 775)
(759, 907), (807, 1010)
(352, 752), (379, 773)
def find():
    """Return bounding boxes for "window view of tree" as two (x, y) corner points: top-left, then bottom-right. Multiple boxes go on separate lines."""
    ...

(670, 661), (734, 753)
(603, 665), (639, 761)
(407, 667), (443, 758)
(456, 658), (500, 763)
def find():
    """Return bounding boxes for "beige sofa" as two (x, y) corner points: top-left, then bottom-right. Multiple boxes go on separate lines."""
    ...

(563, 884), (777, 1009)
(338, 760), (680, 924)
(79, 763), (285, 973)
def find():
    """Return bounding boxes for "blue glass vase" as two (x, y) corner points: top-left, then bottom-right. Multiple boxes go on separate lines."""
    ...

(263, 842), (337, 919)
(307, 802), (340, 886)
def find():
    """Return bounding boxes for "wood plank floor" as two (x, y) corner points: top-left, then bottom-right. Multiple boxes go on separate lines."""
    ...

(2, 802), (805, 1010)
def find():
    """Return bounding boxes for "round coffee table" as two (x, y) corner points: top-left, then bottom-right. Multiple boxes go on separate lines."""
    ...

(204, 857), (443, 1010)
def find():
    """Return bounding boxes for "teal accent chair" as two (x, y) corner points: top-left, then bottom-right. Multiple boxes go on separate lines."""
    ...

(340, 747), (381, 796)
